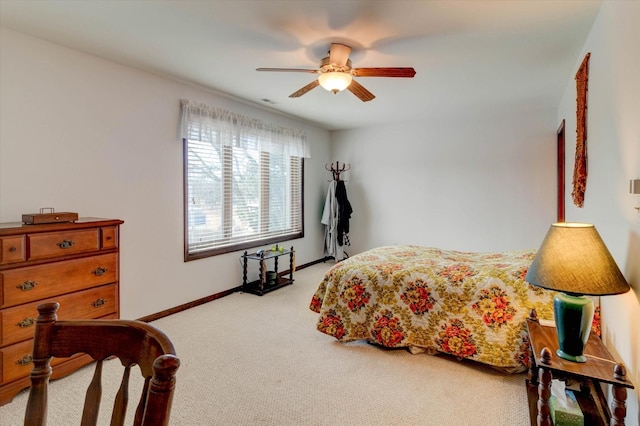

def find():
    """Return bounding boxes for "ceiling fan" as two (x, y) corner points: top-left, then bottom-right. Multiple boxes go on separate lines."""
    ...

(256, 43), (416, 102)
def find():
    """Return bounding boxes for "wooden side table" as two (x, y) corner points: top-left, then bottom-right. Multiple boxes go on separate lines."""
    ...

(526, 309), (634, 426)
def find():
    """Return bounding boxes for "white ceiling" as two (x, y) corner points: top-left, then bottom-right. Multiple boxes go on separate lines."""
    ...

(0, 0), (601, 131)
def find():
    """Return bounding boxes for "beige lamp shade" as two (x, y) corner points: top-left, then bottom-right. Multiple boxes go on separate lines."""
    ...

(525, 223), (630, 296)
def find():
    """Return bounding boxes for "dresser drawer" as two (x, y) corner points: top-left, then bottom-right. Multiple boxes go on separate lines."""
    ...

(0, 236), (26, 265)
(1, 339), (35, 384)
(101, 226), (118, 249)
(0, 254), (117, 309)
(0, 284), (118, 347)
(28, 228), (100, 260)
(1, 311), (118, 384)
(2, 338), (82, 385)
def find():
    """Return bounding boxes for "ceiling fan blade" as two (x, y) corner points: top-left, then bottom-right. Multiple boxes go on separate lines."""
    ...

(347, 80), (375, 102)
(289, 80), (320, 98)
(351, 67), (416, 78)
(329, 43), (351, 67)
(256, 68), (318, 73)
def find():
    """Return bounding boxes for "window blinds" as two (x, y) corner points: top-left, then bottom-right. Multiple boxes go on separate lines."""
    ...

(181, 100), (307, 259)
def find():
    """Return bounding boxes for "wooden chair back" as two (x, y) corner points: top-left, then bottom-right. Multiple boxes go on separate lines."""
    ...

(24, 302), (180, 426)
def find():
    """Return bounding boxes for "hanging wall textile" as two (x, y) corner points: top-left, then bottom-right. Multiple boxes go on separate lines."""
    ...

(572, 52), (590, 208)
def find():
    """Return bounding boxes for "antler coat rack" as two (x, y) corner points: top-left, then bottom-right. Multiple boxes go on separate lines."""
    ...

(326, 161), (351, 181)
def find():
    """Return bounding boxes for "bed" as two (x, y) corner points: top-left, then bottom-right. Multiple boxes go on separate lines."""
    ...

(309, 245), (558, 372)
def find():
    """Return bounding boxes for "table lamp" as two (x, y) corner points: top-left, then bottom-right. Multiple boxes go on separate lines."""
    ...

(525, 223), (630, 362)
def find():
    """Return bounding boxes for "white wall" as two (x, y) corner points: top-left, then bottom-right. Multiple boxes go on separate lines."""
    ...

(558, 1), (640, 420)
(330, 108), (557, 255)
(0, 28), (331, 319)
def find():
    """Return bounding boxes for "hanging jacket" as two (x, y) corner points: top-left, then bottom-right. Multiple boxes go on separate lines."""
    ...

(335, 180), (352, 246)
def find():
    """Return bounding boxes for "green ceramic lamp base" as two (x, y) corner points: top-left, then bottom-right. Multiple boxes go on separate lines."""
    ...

(554, 292), (595, 363)
(556, 349), (587, 363)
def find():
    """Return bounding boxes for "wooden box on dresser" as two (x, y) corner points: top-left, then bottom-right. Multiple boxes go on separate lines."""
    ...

(0, 217), (124, 405)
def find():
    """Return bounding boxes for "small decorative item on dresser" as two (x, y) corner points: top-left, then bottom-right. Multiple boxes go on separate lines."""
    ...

(22, 208), (78, 224)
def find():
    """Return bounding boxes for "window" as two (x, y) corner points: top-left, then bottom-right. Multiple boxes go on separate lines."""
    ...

(180, 100), (309, 260)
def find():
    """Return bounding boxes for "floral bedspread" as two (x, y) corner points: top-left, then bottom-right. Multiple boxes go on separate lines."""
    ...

(309, 245), (557, 371)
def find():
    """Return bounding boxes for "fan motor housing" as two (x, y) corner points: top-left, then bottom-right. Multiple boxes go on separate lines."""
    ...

(320, 57), (352, 73)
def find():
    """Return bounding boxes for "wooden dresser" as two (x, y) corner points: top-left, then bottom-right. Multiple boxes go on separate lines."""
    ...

(0, 217), (123, 405)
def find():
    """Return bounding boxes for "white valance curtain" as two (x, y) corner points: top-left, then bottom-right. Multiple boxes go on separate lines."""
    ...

(179, 99), (310, 158)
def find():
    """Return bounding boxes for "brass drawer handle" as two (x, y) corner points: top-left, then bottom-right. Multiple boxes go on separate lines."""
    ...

(92, 298), (106, 308)
(9, 246), (17, 252)
(57, 239), (75, 249)
(16, 355), (33, 366)
(17, 280), (38, 291)
(17, 317), (36, 328)
(93, 266), (108, 276)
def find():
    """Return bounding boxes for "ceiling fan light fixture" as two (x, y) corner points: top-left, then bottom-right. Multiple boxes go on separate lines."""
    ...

(318, 72), (352, 93)
(257, 42), (415, 101)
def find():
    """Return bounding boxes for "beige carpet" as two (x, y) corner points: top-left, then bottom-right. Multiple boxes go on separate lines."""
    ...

(1, 262), (531, 425)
